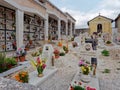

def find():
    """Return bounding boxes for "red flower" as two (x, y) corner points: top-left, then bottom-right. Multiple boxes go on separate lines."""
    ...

(79, 82), (82, 85)
(42, 64), (46, 69)
(37, 57), (40, 64)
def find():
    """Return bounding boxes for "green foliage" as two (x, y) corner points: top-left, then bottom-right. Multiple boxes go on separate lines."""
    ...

(74, 86), (85, 90)
(101, 50), (109, 56)
(59, 52), (65, 56)
(63, 46), (68, 52)
(71, 37), (74, 41)
(106, 41), (111, 44)
(0, 53), (17, 73)
(0, 53), (6, 64)
(102, 69), (110, 73)
(5, 58), (17, 66)
(31, 52), (40, 57)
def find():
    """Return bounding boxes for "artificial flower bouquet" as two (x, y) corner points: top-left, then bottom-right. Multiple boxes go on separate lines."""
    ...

(14, 71), (29, 83)
(15, 47), (27, 62)
(70, 81), (96, 90)
(63, 45), (69, 53)
(16, 48), (26, 57)
(70, 81), (85, 90)
(30, 57), (46, 77)
(79, 60), (92, 75)
(54, 49), (60, 58)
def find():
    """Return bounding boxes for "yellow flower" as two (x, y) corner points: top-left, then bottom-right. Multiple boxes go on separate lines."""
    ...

(30, 60), (37, 69)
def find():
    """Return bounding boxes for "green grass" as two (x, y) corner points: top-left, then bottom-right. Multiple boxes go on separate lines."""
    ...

(102, 69), (110, 73)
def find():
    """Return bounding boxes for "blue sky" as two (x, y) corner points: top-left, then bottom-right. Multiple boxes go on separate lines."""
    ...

(49, 0), (120, 28)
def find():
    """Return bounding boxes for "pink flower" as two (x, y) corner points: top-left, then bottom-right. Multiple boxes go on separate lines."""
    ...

(18, 48), (22, 51)
(37, 57), (40, 64)
(42, 64), (46, 69)
(79, 60), (84, 66)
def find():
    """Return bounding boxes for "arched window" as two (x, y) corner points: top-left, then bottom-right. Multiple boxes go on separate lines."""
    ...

(97, 24), (102, 33)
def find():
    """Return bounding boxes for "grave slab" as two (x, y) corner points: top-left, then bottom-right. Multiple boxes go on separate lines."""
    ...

(29, 68), (57, 86)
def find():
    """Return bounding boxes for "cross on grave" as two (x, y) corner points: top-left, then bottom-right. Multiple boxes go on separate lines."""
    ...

(74, 36), (81, 47)
(41, 44), (54, 69)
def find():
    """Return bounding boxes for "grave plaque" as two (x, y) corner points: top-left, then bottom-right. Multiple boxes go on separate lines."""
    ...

(91, 57), (97, 66)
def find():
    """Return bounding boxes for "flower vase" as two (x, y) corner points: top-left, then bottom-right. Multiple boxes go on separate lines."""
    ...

(37, 66), (43, 77)
(19, 56), (25, 62)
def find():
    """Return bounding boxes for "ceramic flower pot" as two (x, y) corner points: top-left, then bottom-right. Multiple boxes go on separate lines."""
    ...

(19, 56), (25, 62)
(14, 57), (19, 62)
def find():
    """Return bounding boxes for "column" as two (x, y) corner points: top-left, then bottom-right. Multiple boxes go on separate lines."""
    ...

(16, 9), (24, 49)
(70, 21), (73, 37)
(45, 13), (48, 41)
(66, 21), (68, 36)
(73, 23), (75, 35)
(58, 19), (61, 40)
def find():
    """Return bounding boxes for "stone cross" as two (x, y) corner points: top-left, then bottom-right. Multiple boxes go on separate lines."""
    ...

(41, 44), (54, 69)
(74, 36), (81, 47)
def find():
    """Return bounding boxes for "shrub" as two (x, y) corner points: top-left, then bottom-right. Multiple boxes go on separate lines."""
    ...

(0, 53), (17, 73)
(63, 46), (68, 53)
(101, 50), (109, 56)
(71, 37), (74, 41)
(102, 69), (110, 73)
(106, 41), (111, 44)
(59, 52), (65, 56)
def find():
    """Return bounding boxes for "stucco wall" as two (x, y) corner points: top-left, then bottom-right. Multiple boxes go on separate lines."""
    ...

(89, 16), (112, 35)
(12, 0), (46, 16)
(116, 17), (120, 33)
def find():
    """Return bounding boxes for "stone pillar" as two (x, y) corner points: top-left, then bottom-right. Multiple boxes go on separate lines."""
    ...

(45, 13), (49, 41)
(66, 21), (68, 36)
(73, 23), (75, 35)
(58, 19), (61, 40)
(16, 9), (24, 49)
(70, 21), (73, 37)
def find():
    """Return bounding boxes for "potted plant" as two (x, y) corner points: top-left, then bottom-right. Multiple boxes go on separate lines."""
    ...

(54, 49), (60, 59)
(30, 57), (46, 77)
(59, 52), (65, 56)
(25, 43), (30, 51)
(16, 48), (26, 62)
(72, 42), (78, 48)
(0, 53), (6, 73)
(63, 46), (69, 53)
(58, 41), (62, 47)
(70, 81), (85, 90)
(106, 41), (111, 44)
(0, 53), (17, 73)
(101, 50), (109, 56)
(5, 57), (17, 69)
(14, 71), (29, 83)
(79, 60), (92, 83)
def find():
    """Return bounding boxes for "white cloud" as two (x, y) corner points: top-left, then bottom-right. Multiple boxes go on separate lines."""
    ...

(61, 0), (120, 29)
